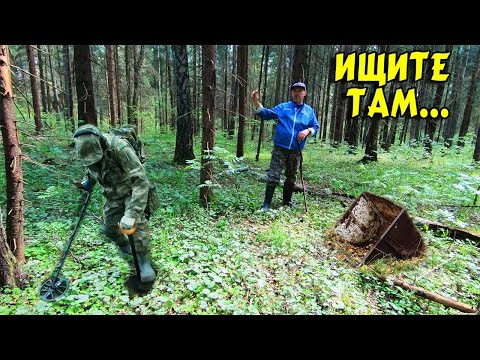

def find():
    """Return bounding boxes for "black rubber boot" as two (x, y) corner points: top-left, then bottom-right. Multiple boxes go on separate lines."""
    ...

(282, 182), (296, 208)
(136, 252), (156, 283)
(262, 184), (276, 212)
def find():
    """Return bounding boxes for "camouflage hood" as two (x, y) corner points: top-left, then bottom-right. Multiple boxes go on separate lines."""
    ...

(73, 125), (104, 166)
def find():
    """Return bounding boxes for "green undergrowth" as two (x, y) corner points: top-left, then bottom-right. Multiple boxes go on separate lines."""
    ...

(0, 120), (479, 315)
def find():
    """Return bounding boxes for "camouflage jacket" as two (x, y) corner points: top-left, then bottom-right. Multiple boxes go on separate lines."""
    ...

(84, 133), (150, 221)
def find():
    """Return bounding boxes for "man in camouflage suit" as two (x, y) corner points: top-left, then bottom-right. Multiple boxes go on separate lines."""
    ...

(72, 124), (156, 283)
(251, 82), (319, 211)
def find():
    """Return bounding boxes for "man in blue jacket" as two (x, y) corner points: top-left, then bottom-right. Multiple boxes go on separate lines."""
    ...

(251, 82), (319, 211)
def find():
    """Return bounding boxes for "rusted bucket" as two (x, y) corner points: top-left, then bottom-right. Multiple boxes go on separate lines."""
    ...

(334, 192), (424, 265)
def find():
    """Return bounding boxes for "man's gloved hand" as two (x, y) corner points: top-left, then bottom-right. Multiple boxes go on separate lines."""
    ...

(72, 179), (92, 192)
(119, 215), (136, 230)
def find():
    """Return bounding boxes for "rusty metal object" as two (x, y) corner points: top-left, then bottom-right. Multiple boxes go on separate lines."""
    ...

(334, 192), (425, 265)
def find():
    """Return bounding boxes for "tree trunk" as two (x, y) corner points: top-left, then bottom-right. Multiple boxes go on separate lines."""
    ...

(457, 47), (480, 147)
(115, 45), (122, 123)
(291, 45), (308, 85)
(172, 45), (195, 165)
(0, 45), (25, 264)
(166, 45), (176, 130)
(274, 45), (284, 105)
(310, 45), (319, 113)
(260, 45), (270, 141)
(252, 45), (265, 141)
(155, 45), (162, 129)
(26, 45), (42, 133)
(163, 46), (169, 129)
(125, 45), (132, 123)
(73, 45), (97, 127)
(322, 53), (332, 142)
(228, 45), (238, 139)
(424, 45), (453, 153)
(223, 46), (228, 133)
(63, 45), (75, 132)
(200, 45), (216, 206)
(330, 61), (339, 144)
(444, 45), (470, 147)
(106, 45), (118, 127)
(95, 62), (103, 125)
(272, 45), (284, 139)
(132, 45), (145, 129)
(473, 122), (480, 162)
(380, 78), (395, 150)
(192, 45), (198, 136)
(56, 45), (64, 110)
(362, 46), (386, 162)
(236, 45), (248, 158)
(332, 45), (348, 146)
(256, 45), (270, 161)
(44, 48), (52, 113)
(363, 117), (380, 162)
(0, 209), (22, 288)
(37, 45), (48, 113)
(282, 46), (289, 103)
(47, 45), (59, 114)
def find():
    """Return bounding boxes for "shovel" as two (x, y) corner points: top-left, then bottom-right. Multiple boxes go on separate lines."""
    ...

(119, 223), (155, 294)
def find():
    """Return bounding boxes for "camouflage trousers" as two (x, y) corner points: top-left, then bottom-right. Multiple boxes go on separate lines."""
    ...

(266, 145), (301, 187)
(102, 197), (150, 254)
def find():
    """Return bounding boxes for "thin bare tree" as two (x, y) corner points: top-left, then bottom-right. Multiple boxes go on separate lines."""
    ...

(37, 45), (48, 113)
(200, 45), (216, 206)
(105, 45), (118, 127)
(458, 46), (480, 147)
(236, 45), (248, 158)
(63, 45), (75, 132)
(26, 45), (42, 133)
(0, 45), (25, 264)
(132, 45), (145, 129)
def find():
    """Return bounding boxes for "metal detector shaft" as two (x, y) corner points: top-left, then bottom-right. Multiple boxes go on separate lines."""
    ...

(51, 190), (92, 281)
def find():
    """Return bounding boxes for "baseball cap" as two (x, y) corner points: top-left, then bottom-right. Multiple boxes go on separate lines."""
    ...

(291, 82), (306, 91)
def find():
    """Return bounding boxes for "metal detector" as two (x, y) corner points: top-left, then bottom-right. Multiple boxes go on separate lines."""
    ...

(39, 190), (92, 302)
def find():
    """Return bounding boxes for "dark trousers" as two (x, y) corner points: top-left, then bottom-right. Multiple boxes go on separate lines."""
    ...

(266, 145), (301, 187)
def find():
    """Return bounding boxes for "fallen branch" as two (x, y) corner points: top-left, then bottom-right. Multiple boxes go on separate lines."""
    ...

(414, 216), (480, 245)
(378, 275), (477, 314)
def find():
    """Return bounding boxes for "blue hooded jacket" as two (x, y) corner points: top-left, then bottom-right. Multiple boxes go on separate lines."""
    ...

(256, 101), (319, 151)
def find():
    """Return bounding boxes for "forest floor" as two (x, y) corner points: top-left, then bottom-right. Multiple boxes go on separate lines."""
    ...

(1, 124), (479, 315)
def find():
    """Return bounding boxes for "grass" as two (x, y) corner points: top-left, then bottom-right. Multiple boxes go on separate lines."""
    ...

(0, 117), (479, 315)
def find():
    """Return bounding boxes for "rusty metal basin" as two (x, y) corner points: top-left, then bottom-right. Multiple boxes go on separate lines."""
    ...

(334, 192), (425, 265)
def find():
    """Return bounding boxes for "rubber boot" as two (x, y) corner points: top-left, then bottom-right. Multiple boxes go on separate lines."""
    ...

(282, 182), (296, 208)
(262, 184), (276, 212)
(136, 252), (156, 283)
